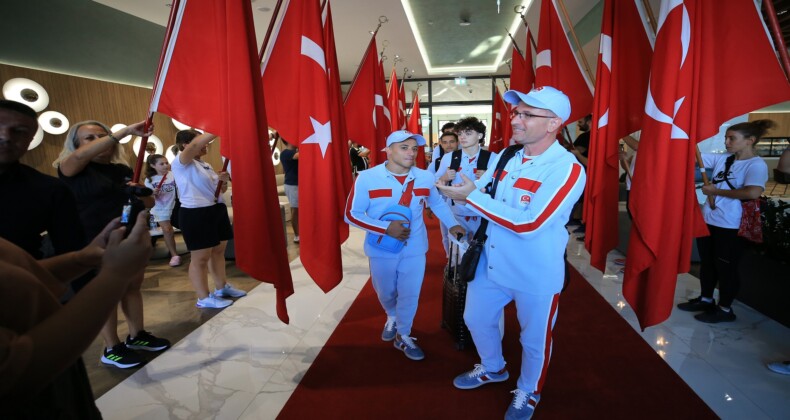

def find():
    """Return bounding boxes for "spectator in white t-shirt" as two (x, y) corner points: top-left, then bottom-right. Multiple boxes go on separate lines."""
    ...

(170, 130), (247, 309)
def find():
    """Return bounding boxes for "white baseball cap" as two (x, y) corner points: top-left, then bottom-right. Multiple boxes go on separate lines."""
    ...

(385, 130), (427, 147)
(503, 86), (571, 123)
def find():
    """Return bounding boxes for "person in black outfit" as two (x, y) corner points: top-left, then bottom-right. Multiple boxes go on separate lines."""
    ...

(54, 119), (170, 369)
(568, 114), (592, 232)
(349, 140), (370, 176)
(0, 100), (84, 261)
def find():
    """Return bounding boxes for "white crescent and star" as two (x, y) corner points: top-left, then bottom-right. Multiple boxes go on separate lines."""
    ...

(300, 35), (332, 157)
(643, 0), (690, 140)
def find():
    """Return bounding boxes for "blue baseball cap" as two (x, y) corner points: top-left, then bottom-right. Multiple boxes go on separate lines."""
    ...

(385, 130), (427, 147)
(504, 86), (571, 123)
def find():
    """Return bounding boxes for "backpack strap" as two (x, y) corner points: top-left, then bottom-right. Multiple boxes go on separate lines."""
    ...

(477, 149), (492, 170)
(448, 150), (463, 171)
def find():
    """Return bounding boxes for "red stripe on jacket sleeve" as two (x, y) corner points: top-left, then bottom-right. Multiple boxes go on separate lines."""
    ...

(513, 177), (542, 193)
(345, 182), (388, 234)
(468, 163), (582, 234)
(413, 188), (430, 197)
(369, 189), (392, 199)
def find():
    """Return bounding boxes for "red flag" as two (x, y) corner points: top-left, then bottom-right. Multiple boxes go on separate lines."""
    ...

(407, 91), (426, 169)
(583, 0), (653, 272)
(344, 36), (387, 166)
(387, 67), (403, 132)
(524, 28), (535, 90)
(399, 79), (408, 132)
(374, 57), (391, 164)
(323, 0), (352, 243)
(261, 0), (343, 292)
(489, 87), (511, 153)
(509, 46), (530, 93)
(624, 0), (790, 329)
(535, 0), (593, 124)
(150, 0), (292, 322)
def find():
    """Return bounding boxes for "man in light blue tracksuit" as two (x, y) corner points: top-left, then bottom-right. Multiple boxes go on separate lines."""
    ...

(345, 130), (464, 361)
(437, 87), (585, 420)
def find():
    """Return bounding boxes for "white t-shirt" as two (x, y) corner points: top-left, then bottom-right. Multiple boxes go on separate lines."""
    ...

(144, 172), (178, 213)
(701, 153), (767, 229)
(170, 156), (225, 208)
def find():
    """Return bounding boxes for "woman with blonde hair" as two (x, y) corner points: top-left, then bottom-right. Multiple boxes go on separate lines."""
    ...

(55, 120), (171, 369)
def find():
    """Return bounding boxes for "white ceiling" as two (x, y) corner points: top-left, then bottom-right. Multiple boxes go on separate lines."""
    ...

(92, 0), (601, 82)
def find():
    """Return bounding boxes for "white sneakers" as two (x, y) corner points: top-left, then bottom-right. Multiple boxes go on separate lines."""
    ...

(196, 283), (247, 308)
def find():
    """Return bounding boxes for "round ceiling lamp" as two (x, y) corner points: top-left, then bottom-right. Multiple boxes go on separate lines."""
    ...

(28, 126), (44, 150)
(172, 117), (203, 133)
(165, 144), (177, 165)
(271, 146), (281, 166)
(110, 124), (134, 144)
(132, 134), (163, 160)
(38, 111), (69, 135)
(2, 78), (50, 112)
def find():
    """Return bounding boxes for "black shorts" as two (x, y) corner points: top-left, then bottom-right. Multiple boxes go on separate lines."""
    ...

(179, 203), (234, 251)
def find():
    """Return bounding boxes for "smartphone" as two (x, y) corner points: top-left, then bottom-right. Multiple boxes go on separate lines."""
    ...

(120, 197), (146, 237)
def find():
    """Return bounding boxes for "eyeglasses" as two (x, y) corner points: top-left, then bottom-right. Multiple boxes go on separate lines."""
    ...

(510, 110), (555, 120)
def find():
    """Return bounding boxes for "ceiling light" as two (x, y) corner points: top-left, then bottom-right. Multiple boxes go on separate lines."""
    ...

(111, 124), (133, 143)
(28, 126), (44, 150)
(2, 78), (49, 112)
(39, 111), (69, 135)
(459, 20), (471, 27)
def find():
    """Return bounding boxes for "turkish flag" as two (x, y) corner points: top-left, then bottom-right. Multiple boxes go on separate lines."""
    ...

(322, 0), (352, 243)
(624, 0), (790, 329)
(509, 46), (530, 93)
(344, 36), (386, 167)
(387, 67), (403, 132)
(149, 0), (292, 322)
(583, 0), (653, 272)
(489, 87), (511, 153)
(374, 58), (391, 164)
(407, 91), (426, 169)
(261, 0), (343, 292)
(535, 0), (593, 125)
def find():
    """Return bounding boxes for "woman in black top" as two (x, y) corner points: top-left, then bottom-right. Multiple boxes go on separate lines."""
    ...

(54, 120), (170, 369)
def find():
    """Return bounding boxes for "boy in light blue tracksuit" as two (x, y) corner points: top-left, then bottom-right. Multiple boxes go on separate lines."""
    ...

(345, 130), (464, 361)
(437, 87), (585, 420)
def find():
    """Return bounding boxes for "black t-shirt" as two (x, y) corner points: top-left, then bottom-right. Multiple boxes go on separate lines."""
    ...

(0, 163), (84, 258)
(58, 162), (133, 242)
(573, 131), (590, 158)
(280, 148), (298, 185)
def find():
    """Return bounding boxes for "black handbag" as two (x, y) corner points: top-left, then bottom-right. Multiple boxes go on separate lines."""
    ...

(457, 145), (521, 282)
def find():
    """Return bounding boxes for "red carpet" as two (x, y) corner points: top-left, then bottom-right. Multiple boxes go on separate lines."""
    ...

(278, 217), (717, 419)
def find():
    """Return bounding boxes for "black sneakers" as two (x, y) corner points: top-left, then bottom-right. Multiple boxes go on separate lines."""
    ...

(677, 297), (716, 312)
(695, 307), (737, 323)
(125, 330), (172, 351)
(101, 343), (144, 369)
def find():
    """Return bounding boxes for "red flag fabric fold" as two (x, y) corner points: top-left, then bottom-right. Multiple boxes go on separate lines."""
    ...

(535, 0), (593, 125)
(387, 68), (405, 132)
(262, 0), (344, 292)
(624, 0), (790, 329)
(344, 36), (386, 167)
(322, 0), (352, 243)
(407, 91), (426, 169)
(584, 0), (653, 272)
(489, 87), (511, 153)
(149, 0), (293, 322)
(509, 46), (530, 94)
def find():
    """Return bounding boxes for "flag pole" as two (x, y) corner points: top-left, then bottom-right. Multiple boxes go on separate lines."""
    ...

(506, 31), (525, 57)
(763, 0), (790, 81)
(134, 0), (183, 183)
(515, 5), (538, 51)
(343, 16), (388, 106)
(556, 0), (595, 84)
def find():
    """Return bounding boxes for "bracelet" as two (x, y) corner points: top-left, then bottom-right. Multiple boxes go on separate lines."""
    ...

(108, 133), (120, 143)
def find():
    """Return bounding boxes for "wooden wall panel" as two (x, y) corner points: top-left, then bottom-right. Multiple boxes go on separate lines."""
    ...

(749, 112), (790, 137)
(1, 63), (224, 177)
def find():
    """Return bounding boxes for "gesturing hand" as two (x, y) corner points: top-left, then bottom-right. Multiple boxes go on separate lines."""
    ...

(436, 173), (476, 200)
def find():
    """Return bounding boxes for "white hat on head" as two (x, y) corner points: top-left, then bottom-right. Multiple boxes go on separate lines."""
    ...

(385, 130), (427, 147)
(504, 86), (571, 123)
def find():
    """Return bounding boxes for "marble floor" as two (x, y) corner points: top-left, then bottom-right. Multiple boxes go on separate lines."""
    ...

(92, 225), (790, 419)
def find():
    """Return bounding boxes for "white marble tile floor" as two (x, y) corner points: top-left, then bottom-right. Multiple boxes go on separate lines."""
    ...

(96, 227), (790, 419)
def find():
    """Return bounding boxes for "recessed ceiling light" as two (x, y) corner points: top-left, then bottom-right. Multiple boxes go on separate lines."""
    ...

(459, 20), (471, 27)
(257, 6), (271, 12)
